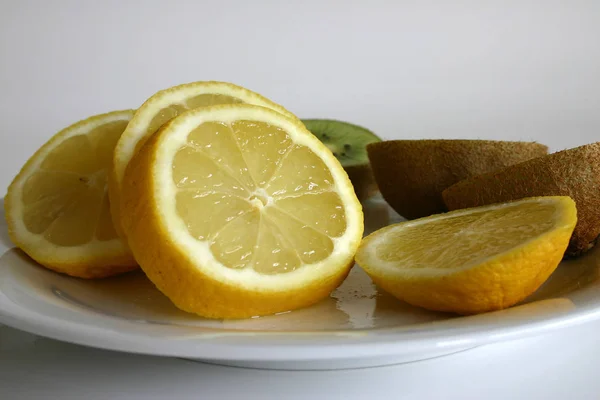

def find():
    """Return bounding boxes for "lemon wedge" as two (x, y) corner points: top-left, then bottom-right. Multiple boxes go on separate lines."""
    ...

(355, 196), (577, 314)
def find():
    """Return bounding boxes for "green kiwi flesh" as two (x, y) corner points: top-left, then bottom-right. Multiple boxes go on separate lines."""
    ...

(302, 119), (382, 200)
(302, 119), (381, 167)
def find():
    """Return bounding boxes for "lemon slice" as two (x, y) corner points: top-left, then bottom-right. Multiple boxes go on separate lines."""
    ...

(120, 104), (363, 318)
(109, 81), (298, 238)
(5, 111), (137, 278)
(355, 197), (577, 314)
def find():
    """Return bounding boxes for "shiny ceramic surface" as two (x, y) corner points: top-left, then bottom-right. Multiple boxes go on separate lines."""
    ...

(2, 196), (600, 370)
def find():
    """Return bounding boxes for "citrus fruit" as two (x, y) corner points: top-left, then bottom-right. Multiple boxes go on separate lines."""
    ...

(355, 196), (577, 314)
(5, 110), (138, 278)
(109, 81), (298, 239)
(120, 104), (363, 319)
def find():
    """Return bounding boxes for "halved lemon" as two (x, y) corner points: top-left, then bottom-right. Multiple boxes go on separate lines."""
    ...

(120, 104), (363, 319)
(5, 110), (137, 278)
(355, 196), (577, 314)
(109, 81), (298, 238)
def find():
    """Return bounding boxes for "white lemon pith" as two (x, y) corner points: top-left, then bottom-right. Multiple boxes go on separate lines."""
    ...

(5, 110), (137, 278)
(121, 104), (363, 318)
(109, 81), (298, 239)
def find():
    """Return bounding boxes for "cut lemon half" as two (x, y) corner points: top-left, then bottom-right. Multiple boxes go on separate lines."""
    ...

(5, 110), (138, 279)
(121, 104), (363, 319)
(355, 196), (577, 314)
(109, 81), (298, 239)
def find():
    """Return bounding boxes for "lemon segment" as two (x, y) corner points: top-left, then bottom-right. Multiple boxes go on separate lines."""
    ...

(121, 104), (363, 319)
(355, 196), (577, 314)
(5, 111), (137, 278)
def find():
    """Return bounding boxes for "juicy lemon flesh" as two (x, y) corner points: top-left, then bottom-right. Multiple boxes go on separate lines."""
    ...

(356, 197), (577, 314)
(376, 201), (557, 271)
(137, 94), (244, 155)
(22, 120), (127, 246)
(173, 120), (347, 275)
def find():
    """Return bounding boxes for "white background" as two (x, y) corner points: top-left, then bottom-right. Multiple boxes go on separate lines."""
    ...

(2, 1), (600, 399)
(2, 0), (600, 189)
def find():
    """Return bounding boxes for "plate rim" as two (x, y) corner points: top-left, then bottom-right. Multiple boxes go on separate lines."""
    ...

(3, 265), (600, 362)
(3, 197), (600, 362)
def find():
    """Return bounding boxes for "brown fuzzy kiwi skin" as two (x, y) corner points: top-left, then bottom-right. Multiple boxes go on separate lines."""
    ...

(367, 140), (549, 220)
(442, 142), (600, 257)
(345, 164), (379, 201)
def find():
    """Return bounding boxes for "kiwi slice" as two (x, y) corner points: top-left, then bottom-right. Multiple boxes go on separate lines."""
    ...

(302, 119), (381, 200)
(302, 119), (380, 167)
(442, 142), (600, 257)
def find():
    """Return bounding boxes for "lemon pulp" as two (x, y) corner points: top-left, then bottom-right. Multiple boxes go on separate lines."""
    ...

(21, 120), (128, 246)
(375, 200), (557, 272)
(173, 120), (347, 274)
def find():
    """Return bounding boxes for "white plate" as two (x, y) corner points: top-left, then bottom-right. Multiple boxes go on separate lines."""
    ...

(2, 196), (600, 370)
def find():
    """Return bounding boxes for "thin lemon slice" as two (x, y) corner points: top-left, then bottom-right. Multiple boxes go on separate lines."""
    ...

(5, 111), (137, 278)
(109, 81), (298, 238)
(121, 104), (363, 319)
(355, 197), (577, 314)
